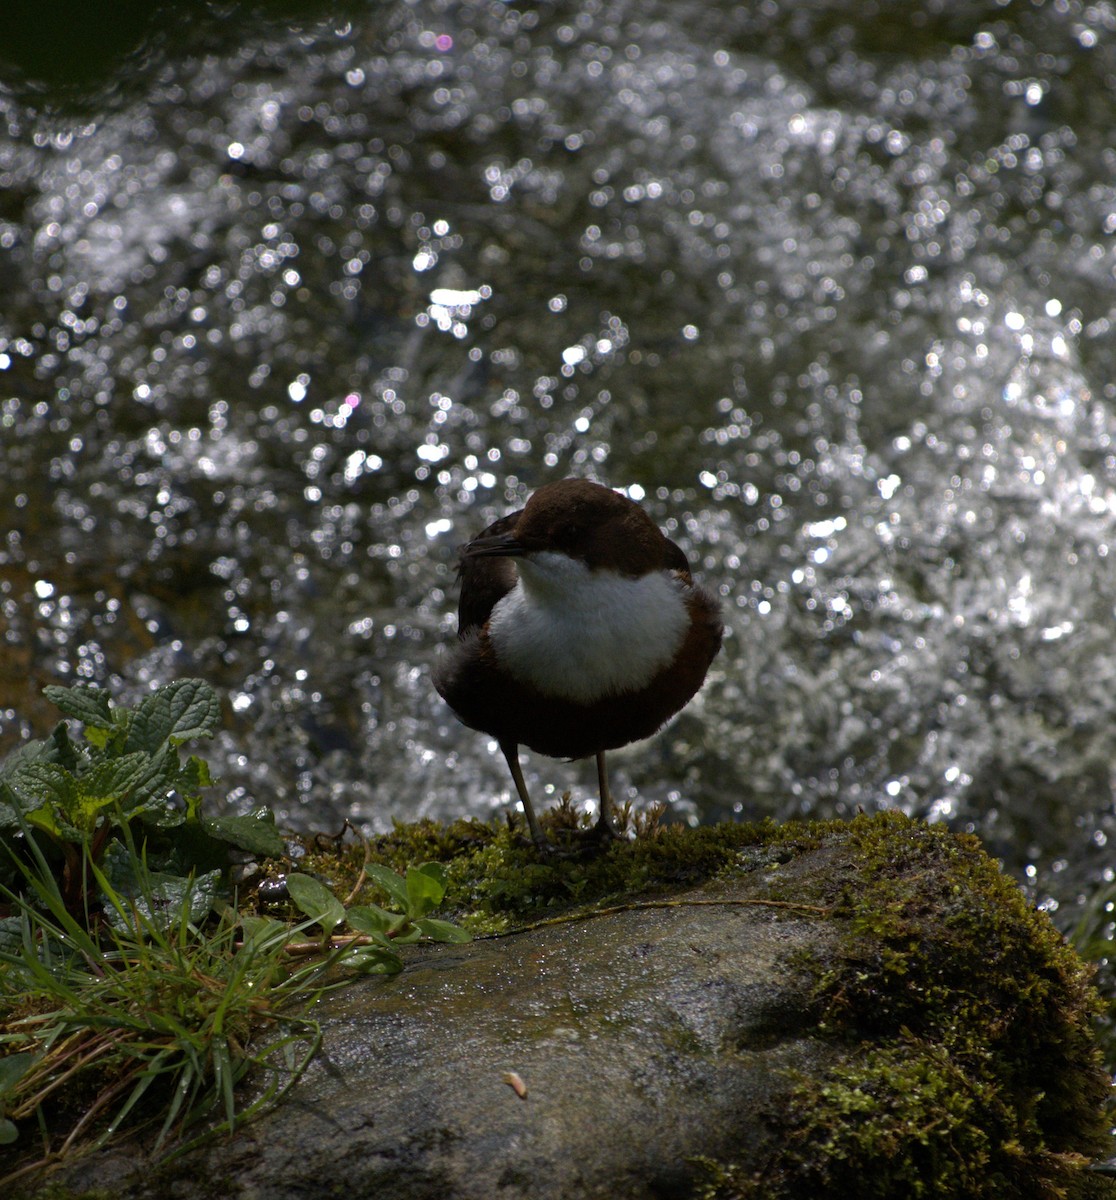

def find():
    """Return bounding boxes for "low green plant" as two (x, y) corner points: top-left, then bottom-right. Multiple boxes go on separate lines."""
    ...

(0, 843), (328, 1181)
(283, 860), (470, 975)
(0, 679), (285, 913)
(0, 680), (468, 1187)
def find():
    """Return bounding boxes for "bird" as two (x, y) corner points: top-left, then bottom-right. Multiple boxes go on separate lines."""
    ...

(433, 478), (723, 848)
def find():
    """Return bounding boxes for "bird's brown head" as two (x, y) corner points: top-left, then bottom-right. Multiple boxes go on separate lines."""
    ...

(467, 478), (684, 577)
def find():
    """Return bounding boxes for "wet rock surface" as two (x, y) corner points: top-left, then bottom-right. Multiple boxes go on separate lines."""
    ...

(47, 816), (1112, 1200)
(75, 894), (835, 1199)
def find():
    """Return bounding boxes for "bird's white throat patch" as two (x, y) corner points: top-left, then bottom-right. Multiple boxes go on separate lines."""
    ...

(487, 551), (690, 703)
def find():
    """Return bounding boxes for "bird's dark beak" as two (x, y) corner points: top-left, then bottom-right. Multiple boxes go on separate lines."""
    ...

(463, 533), (527, 559)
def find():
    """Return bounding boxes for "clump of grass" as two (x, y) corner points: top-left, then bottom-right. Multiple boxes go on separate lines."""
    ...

(0, 681), (468, 1190)
(0, 843), (328, 1188)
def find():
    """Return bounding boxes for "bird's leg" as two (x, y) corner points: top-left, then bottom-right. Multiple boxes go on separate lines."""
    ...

(594, 750), (622, 839)
(499, 740), (548, 850)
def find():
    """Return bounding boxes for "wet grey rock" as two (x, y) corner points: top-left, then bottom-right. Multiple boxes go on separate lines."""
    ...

(76, 882), (836, 1200)
(33, 818), (1113, 1200)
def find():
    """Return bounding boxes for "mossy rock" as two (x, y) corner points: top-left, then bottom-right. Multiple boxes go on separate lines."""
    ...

(683, 813), (1114, 1199)
(15, 812), (1115, 1200)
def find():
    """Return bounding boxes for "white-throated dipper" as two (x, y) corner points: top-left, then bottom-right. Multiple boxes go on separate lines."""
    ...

(433, 478), (723, 847)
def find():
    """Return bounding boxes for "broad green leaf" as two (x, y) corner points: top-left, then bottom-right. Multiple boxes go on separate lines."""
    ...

(10, 759), (147, 837)
(42, 684), (114, 730)
(162, 679), (221, 743)
(145, 814), (232, 877)
(0, 1117), (17, 1145)
(125, 691), (175, 756)
(127, 746), (182, 810)
(405, 863), (446, 917)
(414, 917), (471, 944)
(0, 915), (26, 956)
(0, 722), (79, 781)
(0, 796), (21, 831)
(182, 869), (224, 924)
(0, 1051), (35, 1098)
(346, 904), (397, 937)
(38, 753), (151, 832)
(83, 753), (151, 801)
(286, 874), (346, 934)
(179, 754), (214, 795)
(47, 720), (82, 769)
(81, 725), (113, 750)
(111, 870), (221, 933)
(10, 764), (79, 815)
(391, 925), (422, 945)
(347, 946), (403, 975)
(21, 804), (63, 838)
(202, 808), (285, 858)
(365, 864), (410, 911)
(238, 914), (288, 949)
(127, 679), (220, 754)
(73, 795), (124, 835)
(136, 800), (189, 832)
(99, 846), (223, 932)
(414, 861), (447, 890)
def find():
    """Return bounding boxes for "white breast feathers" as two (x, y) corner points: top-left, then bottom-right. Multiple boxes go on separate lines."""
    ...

(487, 551), (690, 703)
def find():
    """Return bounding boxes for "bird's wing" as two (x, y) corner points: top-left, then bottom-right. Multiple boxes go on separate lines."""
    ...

(456, 509), (523, 636)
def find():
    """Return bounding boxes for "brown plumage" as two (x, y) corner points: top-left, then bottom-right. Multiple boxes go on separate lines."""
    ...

(433, 478), (723, 847)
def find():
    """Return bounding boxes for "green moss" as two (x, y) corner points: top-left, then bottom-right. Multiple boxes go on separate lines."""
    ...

(698, 1039), (1106, 1199)
(287, 809), (1113, 1197)
(438, 812), (791, 932)
(694, 812), (1115, 1200)
(296, 806), (780, 935)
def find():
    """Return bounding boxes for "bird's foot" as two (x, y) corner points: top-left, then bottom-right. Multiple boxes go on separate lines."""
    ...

(508, 804), (622, 857)
(506, 810), (554, 855)
(588, 804), (623, 843)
